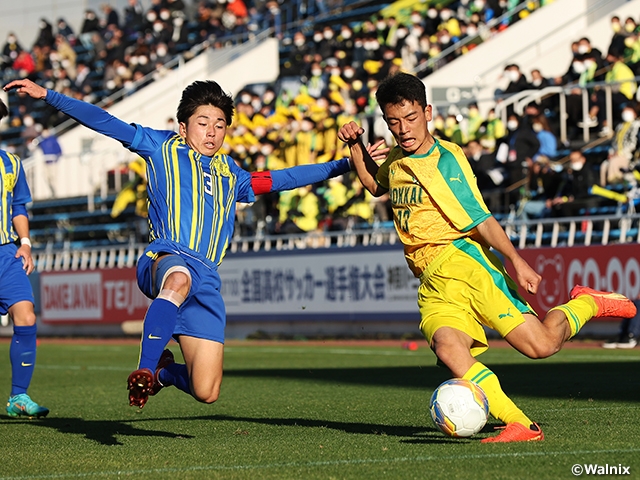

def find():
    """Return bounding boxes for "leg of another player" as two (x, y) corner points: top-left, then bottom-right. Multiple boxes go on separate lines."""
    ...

(177, 336), (224, 403)
(6, 300), (48, 417)
(8, 301), (38, 395)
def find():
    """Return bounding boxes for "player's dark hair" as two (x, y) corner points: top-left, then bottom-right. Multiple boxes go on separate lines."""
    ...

(176, 80), (234, 126)
(375, 72), (427, 111)
(0, 99), (8, 120)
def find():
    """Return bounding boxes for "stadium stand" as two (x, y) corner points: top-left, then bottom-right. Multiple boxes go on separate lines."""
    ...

(2, 0), (640, 260)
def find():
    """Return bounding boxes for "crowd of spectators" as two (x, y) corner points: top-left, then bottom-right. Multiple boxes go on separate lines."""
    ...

(1, 0), (639, 240)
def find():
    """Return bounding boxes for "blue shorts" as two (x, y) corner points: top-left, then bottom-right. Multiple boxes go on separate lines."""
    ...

(0, 243), (34, 315)
(137, 240), (226, 344)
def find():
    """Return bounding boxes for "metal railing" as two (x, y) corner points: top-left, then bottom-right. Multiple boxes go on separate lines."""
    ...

(30, 212), (640, 272)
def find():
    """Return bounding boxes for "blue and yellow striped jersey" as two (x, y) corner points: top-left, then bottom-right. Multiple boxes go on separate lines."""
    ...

(129, 126), (254, 267)
(376, 138), (491, 277)
(44, 89), (351, 269)
(0, 150), (31, 244)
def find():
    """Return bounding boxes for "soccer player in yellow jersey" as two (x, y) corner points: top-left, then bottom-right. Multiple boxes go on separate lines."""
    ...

(338, 72), (637, 443)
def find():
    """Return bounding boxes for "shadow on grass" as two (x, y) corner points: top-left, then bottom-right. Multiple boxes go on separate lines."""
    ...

(0, 416), (195, 445)
(224, 360), (640, 402)
(0, 413), (464, 445)
(183, 413), (465, 444)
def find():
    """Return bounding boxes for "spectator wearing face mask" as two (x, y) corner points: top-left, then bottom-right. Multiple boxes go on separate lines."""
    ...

(608, 15), (627, 59)
(555, 41), (582, 86)
(554, 150), (600, 218)
(495, 113), (540, 195)
(2, 33), (23, 71)
(563, 51), (599, 134)
(519, 156), (564, 221)
(532, 114), (558, 161)
(576, 37), (605, 75)
(153, 43), (171, 65)
(424, 6), (441, 36)
(587, 47), (637, 136)
(305, 62), (327, 99)
(465, 139), (507, 212)
(35, 18), (55, 49)
(438, 7), (461, 39)
(528, 68), (557, 115)
(500, 64), (529, 117)
(503, 64), (529, 95)
(600, 103), (640, 186)
(169, 13), (190, 53)
(283, 31), (310, 75)
(79, 9), (100, 49)
(56, 18), (76, 46)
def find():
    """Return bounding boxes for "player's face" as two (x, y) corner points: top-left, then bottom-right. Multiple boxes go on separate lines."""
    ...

(180, 105), (227, 157)
(383, 100), (434, 155)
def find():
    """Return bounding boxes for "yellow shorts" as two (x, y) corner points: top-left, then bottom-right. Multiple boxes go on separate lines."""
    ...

(418, 238), (535, 357)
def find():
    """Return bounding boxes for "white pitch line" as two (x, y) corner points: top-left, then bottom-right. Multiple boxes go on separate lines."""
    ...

(2, 448), (640, 479)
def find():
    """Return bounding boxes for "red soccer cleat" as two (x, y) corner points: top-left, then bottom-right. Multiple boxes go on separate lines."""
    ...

(570, 285), (637, 318)
(481, 422), (544, 443)
(149, 349), (175, 397)
(127, 368), (154, 408)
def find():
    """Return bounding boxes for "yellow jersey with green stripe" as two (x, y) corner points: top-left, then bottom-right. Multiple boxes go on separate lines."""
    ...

(375, 138), (491, 277)
(0, 150), (31, 244)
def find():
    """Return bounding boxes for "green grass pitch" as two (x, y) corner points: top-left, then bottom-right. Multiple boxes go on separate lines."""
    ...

(0, 340), (638, 479)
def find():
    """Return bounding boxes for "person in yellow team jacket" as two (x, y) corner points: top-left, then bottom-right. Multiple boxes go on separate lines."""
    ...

(338, 72), (636, 443)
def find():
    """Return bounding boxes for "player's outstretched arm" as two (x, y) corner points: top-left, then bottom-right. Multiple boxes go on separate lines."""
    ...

(4, 79), (136, 146)
(475, 216), (541, 294)
(251, 158), (351, 195)
(338, 121), (387, 197)
(249, 141), (390, 195)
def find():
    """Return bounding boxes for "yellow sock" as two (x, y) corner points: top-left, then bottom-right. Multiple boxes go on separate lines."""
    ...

(463, 362), (532, 427)
(549, 297), (598, 338)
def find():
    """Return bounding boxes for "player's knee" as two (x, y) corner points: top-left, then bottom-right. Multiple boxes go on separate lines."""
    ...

(163, 270), (191, 293)
(431, 340), (462, 369)
(192, 384), (220, 404)
(191, 375), (222, 404)
(521, 342), (560, 360)
(431, 331), (469, 365)
(11, 308), (36, 327)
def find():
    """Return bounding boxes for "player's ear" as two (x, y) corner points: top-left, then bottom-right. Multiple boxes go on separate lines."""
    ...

(178, 121), (187, 137)
(424, 104), (433, 122)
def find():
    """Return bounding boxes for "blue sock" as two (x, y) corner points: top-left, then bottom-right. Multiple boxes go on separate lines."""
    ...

(138, 298), (179, 371)
(10, 325), (37, 397)
(158, 363), (191, 395)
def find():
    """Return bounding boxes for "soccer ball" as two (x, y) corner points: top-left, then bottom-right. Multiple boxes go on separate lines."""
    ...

(429, 379), (490, 438)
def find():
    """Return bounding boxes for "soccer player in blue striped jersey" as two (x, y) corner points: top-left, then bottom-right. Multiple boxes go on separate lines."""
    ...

(5, 78), (361, 409)
(0, 99), (49, 418)
(338, 72), (636, 442)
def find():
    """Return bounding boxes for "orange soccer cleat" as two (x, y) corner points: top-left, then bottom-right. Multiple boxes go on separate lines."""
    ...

(570, 285), (637, 318)
(481, 422), (544, 443)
